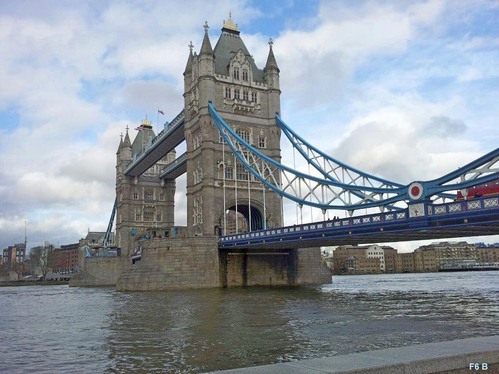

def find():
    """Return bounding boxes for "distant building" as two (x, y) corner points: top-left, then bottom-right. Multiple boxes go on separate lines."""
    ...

(417, 241), (477, 269)
(333, 241), (498, 275)
(2, 243), (26, 267)
(49, 243), (79, 273)
(396, 252), (415, 273)
(476, 245), (499, 263)
(383, 246), (398, 273)
(333, 244), (397, 274)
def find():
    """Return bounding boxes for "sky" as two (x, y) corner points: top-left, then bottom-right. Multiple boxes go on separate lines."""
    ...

(1, 0), (498, 252)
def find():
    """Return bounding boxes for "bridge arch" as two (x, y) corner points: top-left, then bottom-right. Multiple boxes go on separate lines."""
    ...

(219, 200), (265, 235)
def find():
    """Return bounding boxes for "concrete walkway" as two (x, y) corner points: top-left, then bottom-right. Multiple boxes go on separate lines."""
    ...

(207, 335), (499, 374)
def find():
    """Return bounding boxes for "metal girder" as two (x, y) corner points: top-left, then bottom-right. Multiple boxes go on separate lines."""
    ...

(276, 114), (456, 205)
(209, 103), (499, 213)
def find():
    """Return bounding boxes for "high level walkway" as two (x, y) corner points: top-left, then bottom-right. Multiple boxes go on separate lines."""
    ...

(124, 110), (185, 177)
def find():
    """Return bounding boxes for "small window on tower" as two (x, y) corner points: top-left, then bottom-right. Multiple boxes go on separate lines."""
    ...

(258, 136), (266, 148)
(236, 127), (250, 143)
(225, 87), (231, 99)
(243, 90), (248, 101)
(251, 92), (257, 103)
(242, 69), (248, 81)
(225, 165), (233, 180)
(233, 67), (240, 80)
(234, 88), (240, 100)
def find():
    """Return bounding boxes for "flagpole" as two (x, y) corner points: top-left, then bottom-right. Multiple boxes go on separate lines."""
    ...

(157, 109), (165, 131)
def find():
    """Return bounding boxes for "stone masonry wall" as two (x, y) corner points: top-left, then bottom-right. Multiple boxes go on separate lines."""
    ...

(222, 247), (332, 287)
(294, 247), (332, 285)
(116, 236), (220, 291)
(69, 256), (129, 287)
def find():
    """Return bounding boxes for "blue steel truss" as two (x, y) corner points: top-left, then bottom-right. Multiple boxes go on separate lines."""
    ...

(209, 103), (499, 214)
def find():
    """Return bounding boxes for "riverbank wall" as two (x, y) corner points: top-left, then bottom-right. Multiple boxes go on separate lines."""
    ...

(207, 335), (499, 374)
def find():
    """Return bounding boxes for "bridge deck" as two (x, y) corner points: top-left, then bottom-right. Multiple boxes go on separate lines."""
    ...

(219, 196), (499, 249)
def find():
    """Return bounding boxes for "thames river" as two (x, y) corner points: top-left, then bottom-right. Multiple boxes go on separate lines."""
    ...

(1, 271), (498, 373)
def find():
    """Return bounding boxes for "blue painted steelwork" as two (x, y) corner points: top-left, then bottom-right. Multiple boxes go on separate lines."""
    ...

(276, 114), (402, 187)
(219, 196), (499, 248)
(276, 114), (455, 203)
(209, 103), (405, 211)
(103, 198), (116, 247)
(209, 103), (499, 212)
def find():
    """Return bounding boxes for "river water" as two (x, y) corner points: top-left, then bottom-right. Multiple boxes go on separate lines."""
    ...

(1, 272), (498, 373)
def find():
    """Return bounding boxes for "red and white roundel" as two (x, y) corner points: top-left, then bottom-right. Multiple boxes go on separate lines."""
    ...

(408, 182), (424, 200)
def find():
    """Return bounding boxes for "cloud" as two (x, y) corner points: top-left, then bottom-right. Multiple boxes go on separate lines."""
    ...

(0, 0), (498, 251)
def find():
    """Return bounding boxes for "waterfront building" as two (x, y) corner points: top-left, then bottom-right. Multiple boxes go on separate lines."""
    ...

(416, 241), (477, 268)
(2, 243), (26, 267)
(333, 245), (395, 274)
(476, 245), (499, 263)
(366, 245), (386, 272)
(382, 246), (397, 273)
(397, 252), (416, 273)
(49, 243), (79, 273)
(413, 249), (438, 272)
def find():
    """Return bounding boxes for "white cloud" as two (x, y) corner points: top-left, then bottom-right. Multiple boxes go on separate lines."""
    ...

(0, 0), (498, 250)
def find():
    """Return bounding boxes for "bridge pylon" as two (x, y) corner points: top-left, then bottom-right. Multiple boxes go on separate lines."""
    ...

(183, 17), (283, 236)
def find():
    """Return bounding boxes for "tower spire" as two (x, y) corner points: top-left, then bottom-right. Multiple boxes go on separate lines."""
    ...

(184, 41), (194, 75)
(200, 21), (213, 55)
(264, 37), (280, 73)
(222, 12), (239, 34)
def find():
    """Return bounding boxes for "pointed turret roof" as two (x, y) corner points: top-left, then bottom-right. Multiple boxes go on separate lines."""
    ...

(264, 38), (280, 73)
(116, 133), (124, 155)
(200, 21), (213, 55)
(131, 118), (155, 158)
(184, 41), (194, 75)
(123, 127), (132, 148)
(213, 15), (264, 82)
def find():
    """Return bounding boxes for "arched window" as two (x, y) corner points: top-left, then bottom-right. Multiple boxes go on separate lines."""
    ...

(233, 67), (240, 80)
(242, 69), (248, 81)
(236, 127), (250, 143)
(236, 164), (249, 181)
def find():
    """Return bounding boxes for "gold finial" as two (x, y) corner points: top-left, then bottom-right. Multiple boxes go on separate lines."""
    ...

(141, 117), (152, 128)
(222, 12), (239, 32)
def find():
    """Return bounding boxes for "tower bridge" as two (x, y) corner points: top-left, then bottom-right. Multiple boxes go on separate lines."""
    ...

(72, 15), (499, 290)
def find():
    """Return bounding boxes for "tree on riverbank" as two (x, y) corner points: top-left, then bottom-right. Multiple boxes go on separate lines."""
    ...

(30, 243), (54, 281)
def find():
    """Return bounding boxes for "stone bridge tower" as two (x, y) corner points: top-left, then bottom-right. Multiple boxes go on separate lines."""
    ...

(115, 121), (176, 255)
(184, 16), (283, 236)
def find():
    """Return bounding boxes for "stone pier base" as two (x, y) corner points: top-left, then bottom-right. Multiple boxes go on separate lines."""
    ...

(220, 247), (331, 287)
(69, 256), (129, 287)
(71, 236), (331, 290)
(116, 236), (220, 291)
